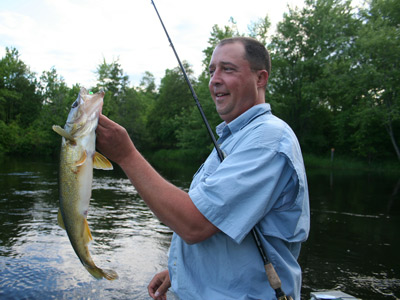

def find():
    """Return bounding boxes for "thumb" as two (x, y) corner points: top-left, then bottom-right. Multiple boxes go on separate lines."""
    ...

(154, 279), (171, 298)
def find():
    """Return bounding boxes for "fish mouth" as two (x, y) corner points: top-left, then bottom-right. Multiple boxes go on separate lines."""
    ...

(81, 89), (104, 120)
(65, 88), (104, 135)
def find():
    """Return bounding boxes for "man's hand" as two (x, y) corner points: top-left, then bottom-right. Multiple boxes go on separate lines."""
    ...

(148, 269), (171, 300)
(96, 114), (135, 167)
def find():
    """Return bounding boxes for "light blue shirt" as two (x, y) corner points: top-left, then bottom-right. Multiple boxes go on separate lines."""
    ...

(168, 103), (310, 300)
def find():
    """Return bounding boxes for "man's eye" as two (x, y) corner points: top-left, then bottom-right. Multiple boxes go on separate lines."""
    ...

(209, 70), (215, 76)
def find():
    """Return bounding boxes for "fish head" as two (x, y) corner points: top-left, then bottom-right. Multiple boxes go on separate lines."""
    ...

(65, 88), (105, 137)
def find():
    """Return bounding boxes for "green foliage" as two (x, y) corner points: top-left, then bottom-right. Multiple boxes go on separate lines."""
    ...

(0, 0), (399, 164)
(146, 62), (194, 150)
(269, 0), (361, 154)
(248, 15), (271, 45)
(95, 57), (130, 119)
(353, 0), (400, 160)
(0, 47), (42, 128)
(175, 72), (220, 160)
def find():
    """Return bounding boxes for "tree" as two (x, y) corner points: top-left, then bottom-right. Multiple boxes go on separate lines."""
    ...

(39, 67), (72, 126)
(147, 62), (195, 149)
(268, 0), (361, 155)
(248, 15), (271, 45)
(355, 0), (400, 161)
(0, 47), (42, 127)
(32, 68), (79, 156)
(95, 57), (129, 119)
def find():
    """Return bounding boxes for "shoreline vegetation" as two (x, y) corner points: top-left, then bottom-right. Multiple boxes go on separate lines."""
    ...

(144, 149), (400, 176)
(2, 150), (400, 176)
(150, 151), (400, 175)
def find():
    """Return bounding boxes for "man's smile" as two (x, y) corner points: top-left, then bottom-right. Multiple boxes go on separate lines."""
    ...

(215, 92), (230, 101)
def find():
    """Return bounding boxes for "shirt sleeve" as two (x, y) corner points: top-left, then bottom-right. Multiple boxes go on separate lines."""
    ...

(189, 146), (297, 244)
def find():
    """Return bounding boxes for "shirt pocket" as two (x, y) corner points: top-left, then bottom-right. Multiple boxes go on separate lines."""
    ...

(192, 163), (204, 179)
(203, 154), (221, 177)
(190, 153), (221, 190)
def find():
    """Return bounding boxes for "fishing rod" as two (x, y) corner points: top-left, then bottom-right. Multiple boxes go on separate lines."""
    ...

(150, 1), (292, 299)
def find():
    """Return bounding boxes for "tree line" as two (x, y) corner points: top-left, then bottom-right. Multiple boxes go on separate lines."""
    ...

(0, 0), (399, 164)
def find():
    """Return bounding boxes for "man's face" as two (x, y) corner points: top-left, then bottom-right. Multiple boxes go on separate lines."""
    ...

(208, 42), (260, 123)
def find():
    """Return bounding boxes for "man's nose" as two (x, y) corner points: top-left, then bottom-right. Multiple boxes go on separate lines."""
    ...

(209, 69), (222, 86)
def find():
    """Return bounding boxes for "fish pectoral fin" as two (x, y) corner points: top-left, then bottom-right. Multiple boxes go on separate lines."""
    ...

(93, 152), (113, 170)
(57, 209), (66, 230)
(74, 150), (87, 167)
(84, 218), (93, 244)
(52, 125), (76, 143)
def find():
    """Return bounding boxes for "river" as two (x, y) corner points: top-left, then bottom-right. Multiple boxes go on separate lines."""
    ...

(0, 156), (399, 299)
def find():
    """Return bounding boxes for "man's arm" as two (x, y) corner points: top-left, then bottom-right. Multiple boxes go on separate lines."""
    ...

(96, 114), (219, 244)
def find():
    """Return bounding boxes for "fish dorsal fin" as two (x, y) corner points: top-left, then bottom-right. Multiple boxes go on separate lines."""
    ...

(74, 150), (87, 167)
(57, 209), (66, 230)
(84, 218), (93, 244)
(93, 152), (113, 170)
(52, 125), (76, 143)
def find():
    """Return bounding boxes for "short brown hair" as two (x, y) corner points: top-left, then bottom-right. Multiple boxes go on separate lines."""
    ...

(218, 37), (271, 77)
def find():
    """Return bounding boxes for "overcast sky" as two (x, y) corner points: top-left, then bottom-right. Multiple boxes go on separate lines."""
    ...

(1, 0), (326, 88)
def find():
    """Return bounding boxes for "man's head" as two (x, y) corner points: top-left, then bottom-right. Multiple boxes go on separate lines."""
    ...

(208, 37), (270, 123)
(218, 37), (271, 79)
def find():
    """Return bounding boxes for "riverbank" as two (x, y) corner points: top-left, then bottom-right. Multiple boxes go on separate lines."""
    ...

(143, 149), (400, 175)
(304, 153), (400, 175)
(2, 150), (400, 176)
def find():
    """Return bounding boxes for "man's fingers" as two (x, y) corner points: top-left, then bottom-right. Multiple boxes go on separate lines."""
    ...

(98, 114), (114, 128)
(148, 270), (170, 299)
(155, 278), (170, 297)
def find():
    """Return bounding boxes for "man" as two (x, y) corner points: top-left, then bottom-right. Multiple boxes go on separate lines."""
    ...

(96, 37), (309, 300)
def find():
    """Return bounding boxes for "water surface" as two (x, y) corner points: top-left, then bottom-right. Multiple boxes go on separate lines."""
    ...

(0, 157), (399, 299)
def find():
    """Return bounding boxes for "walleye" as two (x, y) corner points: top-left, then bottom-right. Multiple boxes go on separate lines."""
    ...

(53, 88), (118, 280)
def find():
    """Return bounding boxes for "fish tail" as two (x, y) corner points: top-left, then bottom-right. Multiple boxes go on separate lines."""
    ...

(85, 265), (119, 280)
(81, 220), (118, 280)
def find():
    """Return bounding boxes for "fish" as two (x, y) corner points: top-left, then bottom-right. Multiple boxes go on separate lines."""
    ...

(52, 87), (118, 280)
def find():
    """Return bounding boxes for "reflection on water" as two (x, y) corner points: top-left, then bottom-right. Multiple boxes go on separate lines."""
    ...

(301, 168), (400, 299)
(0, 158), (399, 299)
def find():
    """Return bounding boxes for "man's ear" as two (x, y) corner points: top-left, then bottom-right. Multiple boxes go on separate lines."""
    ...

(257, 70), (269, 88)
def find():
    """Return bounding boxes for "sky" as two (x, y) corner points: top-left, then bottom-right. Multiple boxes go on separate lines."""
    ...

(1, 0), (309, 88)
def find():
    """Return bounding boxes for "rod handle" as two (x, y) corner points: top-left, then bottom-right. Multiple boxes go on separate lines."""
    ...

(264, 262), (282, 290)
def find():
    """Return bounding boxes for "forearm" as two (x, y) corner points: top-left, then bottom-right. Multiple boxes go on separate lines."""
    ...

(119, 147), (218, 244)
(96, 114), (218, 243)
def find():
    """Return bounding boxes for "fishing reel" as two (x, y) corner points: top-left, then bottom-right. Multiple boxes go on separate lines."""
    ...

(275, 287), (293, 300)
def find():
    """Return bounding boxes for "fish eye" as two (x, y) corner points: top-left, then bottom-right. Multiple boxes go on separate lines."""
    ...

(71, 100), (78, 108)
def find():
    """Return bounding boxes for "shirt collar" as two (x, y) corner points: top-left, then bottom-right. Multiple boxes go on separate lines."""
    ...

(216, 103), (271, 137)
